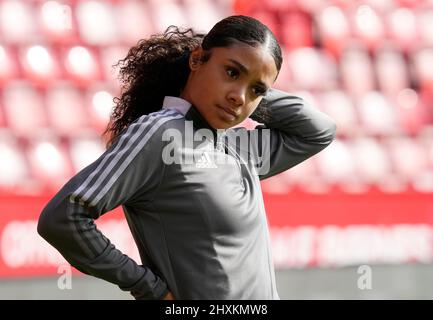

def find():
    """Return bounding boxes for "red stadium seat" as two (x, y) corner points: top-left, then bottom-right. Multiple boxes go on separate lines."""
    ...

(45, 82), (89, 137)
(351, 136), (393, 186)
(247, 10), (281, 42)
(0, 45), (18, 86)
(340, 45), (375, 99)
(350, 5), (385, 52)
(280, 12), (314, 50)
(411, 48), (433, 94)
(115, 0), (155, 45)
(279, 156), (331, 193)
(76, 0), (119, 45)
(317, 5), (351, 59)
(19, 44), (61, 87)
(99, 45), (130, 86)
(69, 131), (105, 173)
(37, 1), (78, 44)
(385, 136), (429, 182)
(393, 88), (431, 135)
(386, 8), (419, 53)
(0, 130), (30, 191)
(318, 90), (359, 137)
(85, 84), (117, 134)
(183, 0), (226, 34)
(61, 45), (101, 86)
(287, 47), (338, 91)
(315, 139), (360, 188)
(26, 131), (74, 191)
(375, 46), (409, 98)
(0, 0), (37, 43)
(417, 9), (433, 48)
(2, 82), (48, 137)
(356, 91), (400, 136)
(262, 0), (297, 11)
(148, 0), (188, 33)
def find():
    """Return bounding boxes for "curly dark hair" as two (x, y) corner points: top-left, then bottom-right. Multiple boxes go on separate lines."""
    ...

(104, 26), (204, 147)
(104, 15), (282, 147)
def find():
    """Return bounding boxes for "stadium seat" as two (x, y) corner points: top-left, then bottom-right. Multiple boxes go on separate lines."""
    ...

(280, 11), (314, 50)
(262, 0), (297, 11)
(148, 0), (188, 33)
(99, 45), (130, 86)
(45, 82), (89, 137)
(37, 1), (77, 44)
(278, 157), (331, 193)
(245, 10), (281, 42)
(384, 136), (429, 182)
(0, 130), (30, 191)
(417, 8), (433, 47)
(69, 131), (106, 173)
(317, 5), (351, 59)
(318, 90), (359, 137)
(314, 139), (357, 186)
(411, 48), (433, 94)
(62, 45), (101, 86)
(0, 0), (37, 43)
(356, 91), (400, 136)
(340, 45), (375, 99)
(351, 136), (393, 186)
(386, 7), (419, 53)
(350, 5), (385, 52)
(19, 44), (61, 87)
(76, 0), (119, 45)
(287, 47), (338, 91)
(26, 130), (74, 190)
(394, 88), (431, 135)
(0, 45), (18, 86)
(85, 84), (117, 133)
(115, 0), (155, 45)
(418, 127), (433, 168)
(375, 46), (409, 98)
(183, 0), (226, 34)
(2, 81), (48, 137)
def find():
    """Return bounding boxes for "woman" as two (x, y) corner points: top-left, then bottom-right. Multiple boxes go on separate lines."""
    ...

(38, 15), (336, 300)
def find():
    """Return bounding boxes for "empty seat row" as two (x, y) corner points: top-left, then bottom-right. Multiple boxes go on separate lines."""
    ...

(1, 129), (432, 193)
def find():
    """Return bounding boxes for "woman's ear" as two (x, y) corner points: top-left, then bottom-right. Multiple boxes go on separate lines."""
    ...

(189, 47), (203, 71)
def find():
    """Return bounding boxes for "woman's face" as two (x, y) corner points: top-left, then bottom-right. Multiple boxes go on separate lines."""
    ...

(180, 43), (278, 129)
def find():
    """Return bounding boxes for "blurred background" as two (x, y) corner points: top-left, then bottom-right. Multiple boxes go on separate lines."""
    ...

(0, 0), (432, 299)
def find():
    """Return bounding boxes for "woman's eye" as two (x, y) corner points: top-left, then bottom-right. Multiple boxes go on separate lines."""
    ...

(226, 67), (239, 79)
(252, 87), (266, 96)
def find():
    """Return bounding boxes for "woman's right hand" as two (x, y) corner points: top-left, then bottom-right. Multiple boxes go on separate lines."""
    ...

(163, 291), (175, 300)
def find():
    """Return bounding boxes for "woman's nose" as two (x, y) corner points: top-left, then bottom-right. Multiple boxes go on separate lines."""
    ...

(227, 87), (246, 107)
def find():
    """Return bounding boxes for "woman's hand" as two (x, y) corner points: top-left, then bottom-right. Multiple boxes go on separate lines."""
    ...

(163, 291), (175, 300)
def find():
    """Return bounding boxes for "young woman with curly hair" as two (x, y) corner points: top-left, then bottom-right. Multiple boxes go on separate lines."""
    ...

(38, 15), (336, 300)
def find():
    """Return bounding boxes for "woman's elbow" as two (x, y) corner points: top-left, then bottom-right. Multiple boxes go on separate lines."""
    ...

(37, 207), (53, 241)
(37, 204), (63, 244)
(326, 120), (337, 143)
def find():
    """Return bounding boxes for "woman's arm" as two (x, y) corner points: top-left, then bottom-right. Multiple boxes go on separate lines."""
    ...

(247, 88), (337, 179)
(37, 110), (182, 299)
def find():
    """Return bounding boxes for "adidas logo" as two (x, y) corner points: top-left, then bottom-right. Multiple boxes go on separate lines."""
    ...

(195, 151), (217, 169)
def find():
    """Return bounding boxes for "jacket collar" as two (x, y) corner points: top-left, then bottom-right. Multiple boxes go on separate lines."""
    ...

(162, 96), (218, 136)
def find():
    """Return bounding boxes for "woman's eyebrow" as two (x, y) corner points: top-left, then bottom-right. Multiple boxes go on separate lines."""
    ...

(228, 59), (270, 89)
(228, 59), (249, 75)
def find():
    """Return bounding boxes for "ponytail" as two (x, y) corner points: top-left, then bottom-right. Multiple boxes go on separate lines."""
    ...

(104, 26), (204, 148)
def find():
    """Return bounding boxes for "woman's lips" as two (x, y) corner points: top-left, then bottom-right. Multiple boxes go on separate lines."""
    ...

(217, 105), (237, 121)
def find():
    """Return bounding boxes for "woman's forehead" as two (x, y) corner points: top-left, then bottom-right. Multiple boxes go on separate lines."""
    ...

(210, 44), (278, 83)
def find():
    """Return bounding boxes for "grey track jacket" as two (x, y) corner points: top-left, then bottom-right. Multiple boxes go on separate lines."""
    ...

(37, 89), (336, 300)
